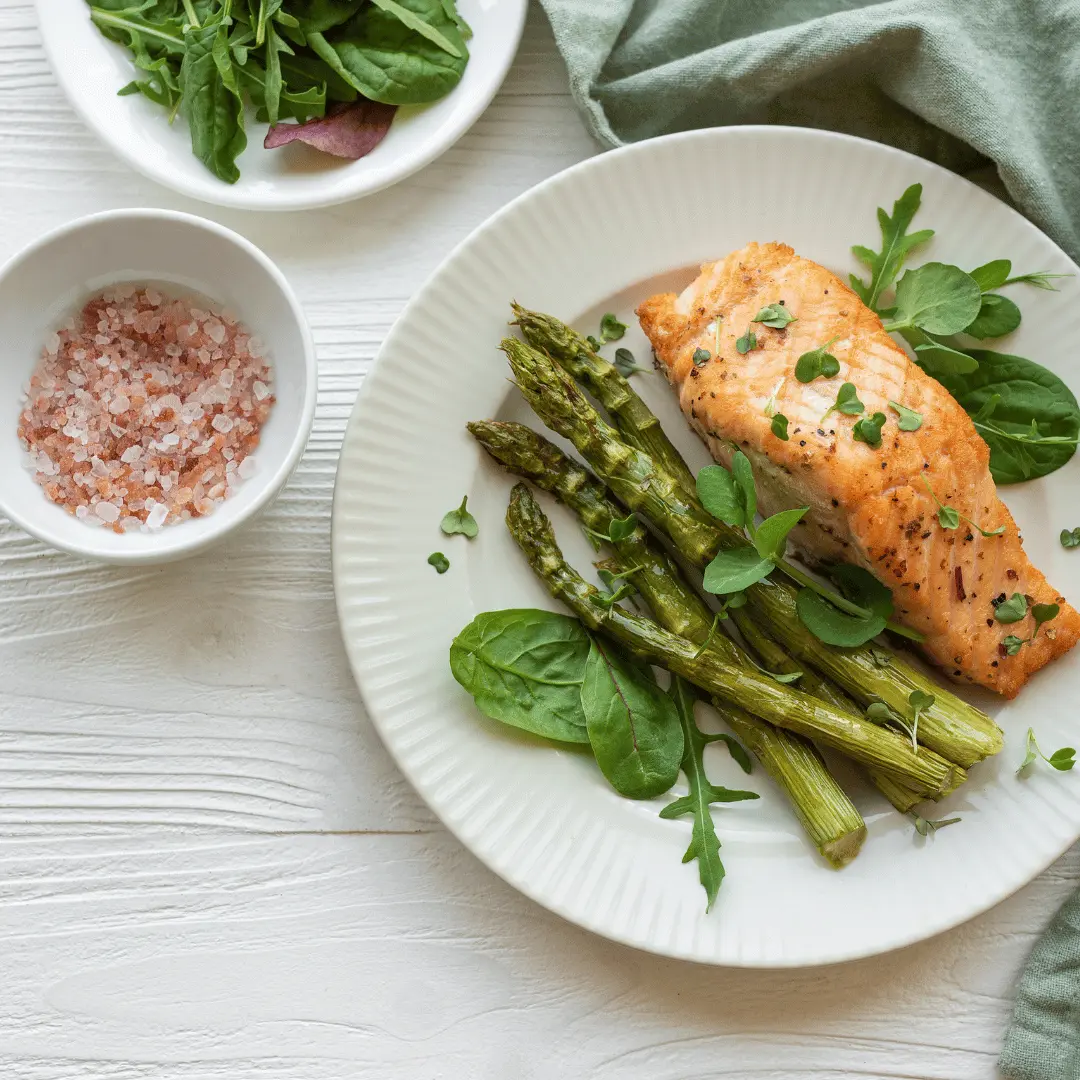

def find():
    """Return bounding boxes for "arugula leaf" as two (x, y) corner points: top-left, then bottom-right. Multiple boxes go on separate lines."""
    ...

(702, 548), (774, 595)
(599, 312), (627, 343)
(753, 303), (796, 329)
(994, 592), (1028, 623)
(735, 328), (758, 354)
(770, 413), (790, 440)
(702, 731), (753, 774)
(965, 294), (1022, 340)
(931, 350), (1080, 484)
(427, 551), (450, 573)
(697, 465), (745, 527)
(659, 678), (758, 911)
(450, 609), (590, 742)
(853, 411), (887, 448)
(1061, 528), (1080, 549)
(440, 495), (478, 538)
(693, 348), (711, 365)
(1002, 271), (1073, 290)
(969, 259), (1012, 291)
(850, 183), (934, 309)
(886, 263), (983, 336)
(581, 639), (683, 799)
(613, 348), (644, 377)
(752, 507), (808, 562)
(794, 338), (841, 383)
(822, 382), (864, 421)
(888, 400), (923, 431)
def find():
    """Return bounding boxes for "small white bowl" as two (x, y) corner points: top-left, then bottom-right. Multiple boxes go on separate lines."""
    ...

(0, 209), (316, 564)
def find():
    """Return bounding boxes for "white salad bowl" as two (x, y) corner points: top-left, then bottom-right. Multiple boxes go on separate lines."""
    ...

(0, 208), (316, 564)
(35, 0), (527, 211)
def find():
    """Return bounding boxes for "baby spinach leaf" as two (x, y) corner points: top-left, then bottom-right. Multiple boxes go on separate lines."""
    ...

(752, 507), (807, 562)
(794, 338), (840, 383)
(180, 14), (248, 183)
(850, 183), (935, 309)
(290, 0), (367, 33)
(659, 677), (758, 911)
(753, 303), (796, 329)
(965, 293), (1022, 340)
(888, 263), (982, 336)
(703, 548), (774, 595)
(308, 0), (469, 105)
(770, 413), (790, 440)
(994, 592), (1028, 623)
(795, 588), (887, 647)
(369, 0), (463, 57)
(696, 464), (744, 527)
(450, 609), (591, 743)
(969, 259), (1012, 291)
(735, 328), (758, 354)
(852, 411), (886, 447)
(427, 551), (449, 573)
(932, 349), (1080, 483)
(599, 312), (627, 342)
(581, 639), (683, 799)
(888, 400), (923, 431)
(440, 495), (478, 538)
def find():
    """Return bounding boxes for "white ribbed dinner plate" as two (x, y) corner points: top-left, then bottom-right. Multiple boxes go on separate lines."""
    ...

(333, 127), (1080, 967)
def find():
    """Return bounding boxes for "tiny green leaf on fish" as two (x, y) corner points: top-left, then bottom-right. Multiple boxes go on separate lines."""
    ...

(753, 303), (797, 329)
(852, 411), (887, 448)
(888, 400), (923, 431)
(771, 413), (790, 440)
(735, 328), (758, 354)
(794, 338), (841, 383)
(994, 592), (1028, 623)
(693, 348), (711, 365)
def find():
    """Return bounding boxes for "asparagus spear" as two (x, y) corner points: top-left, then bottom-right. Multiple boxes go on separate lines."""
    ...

(501, 335), (1002, 768)
(472, 419), (923, 816)
(506, 482), (964, 798)
(470, 419), (867, 864)
(512, 303), (698, 497)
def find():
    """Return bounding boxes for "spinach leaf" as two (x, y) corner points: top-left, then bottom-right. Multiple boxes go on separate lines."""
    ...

(965, 294), (1021, 340)
(932, 350), (1080, 483)
(289, 0), (367, 33)
(450, 609), (592, 744)
(370, 0), (464, 57)
(180, 14), (248, 183)
(309, 0), (468, 105)
(659, 678), (758, 911)
(581, 639), (684, 799)
(850, 183), (934, 309)
(887, 263), (983, 337)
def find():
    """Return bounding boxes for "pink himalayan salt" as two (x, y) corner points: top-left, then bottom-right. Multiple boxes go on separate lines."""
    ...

(18, 284), (275, 534)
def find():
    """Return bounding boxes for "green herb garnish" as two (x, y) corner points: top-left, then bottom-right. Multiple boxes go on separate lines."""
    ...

(888, 400), (923, 431)
(428, 551), (450, 574)
(1017, 727), (1076, 774)
(794, 338), (840, 383)
(994, 592), (1028, 623)
(613, 348), (644, 377)
(771, 414), (790, 440)
(822, 382), (864, 422)
(693, 347), (711, 365)
(922, 476), (1005, 537)
(599, 312), (627, 342)
(735, 328), (758, 354)
(440, 495), (478, 538)
(852, 411), (887, 448)
(910, 813), (961, 837)
(1061, 528), (1080, 549)
(753, 303), (796, 329)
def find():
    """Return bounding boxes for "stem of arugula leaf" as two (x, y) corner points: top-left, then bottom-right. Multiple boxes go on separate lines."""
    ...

(90, 10), (186, 49)
(774, 557), (924, 642)
(181, 0), (201, 28)
(973, 420), (1080, 447)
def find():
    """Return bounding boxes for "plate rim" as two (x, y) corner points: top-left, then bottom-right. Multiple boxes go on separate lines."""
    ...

(35, 0), (528, 212)
(332, 125), (1080, 968)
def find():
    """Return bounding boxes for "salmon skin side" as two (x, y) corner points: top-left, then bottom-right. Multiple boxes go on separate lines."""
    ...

(637, 241), (1080, 698)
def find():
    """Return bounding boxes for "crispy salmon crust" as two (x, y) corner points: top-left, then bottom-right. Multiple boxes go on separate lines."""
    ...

(638, 242), (1080, 698)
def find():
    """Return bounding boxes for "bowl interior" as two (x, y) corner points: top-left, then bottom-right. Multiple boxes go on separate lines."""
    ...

(0, 212), (312, 561)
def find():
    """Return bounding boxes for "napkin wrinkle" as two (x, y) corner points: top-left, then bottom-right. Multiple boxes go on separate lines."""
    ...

(538, 0), (1080, 260)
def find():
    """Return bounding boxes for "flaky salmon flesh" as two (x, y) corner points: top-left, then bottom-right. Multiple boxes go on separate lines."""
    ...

(637, 242), (1080, 698)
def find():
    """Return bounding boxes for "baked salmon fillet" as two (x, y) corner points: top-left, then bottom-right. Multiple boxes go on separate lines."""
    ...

(637, 242), (1080, 698)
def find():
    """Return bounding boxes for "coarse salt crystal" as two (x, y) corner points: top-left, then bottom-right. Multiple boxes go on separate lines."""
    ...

(237, 456), (257, 480)
(146, 502), (168, 530)
(211, 414), (233, 433)
(95, 501), (120, 523)
(109, 395), (130, 415)
(120, 445), (142, 464)
(252, 381), (269, 401)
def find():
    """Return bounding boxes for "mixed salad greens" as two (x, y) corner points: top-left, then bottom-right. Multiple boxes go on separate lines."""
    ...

(87, 0), (471, 182)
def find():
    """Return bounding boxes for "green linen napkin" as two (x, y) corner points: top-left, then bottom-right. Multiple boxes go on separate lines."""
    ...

(536, 0), (1080, 262)
(1001, 885), (1080, 1079)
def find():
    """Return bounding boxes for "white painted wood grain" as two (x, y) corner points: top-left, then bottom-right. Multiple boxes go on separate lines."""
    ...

(0, 1), (1076, 1075)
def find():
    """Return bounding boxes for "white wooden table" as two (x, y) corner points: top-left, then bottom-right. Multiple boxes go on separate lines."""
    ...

(0, 4), (1075, 1076)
